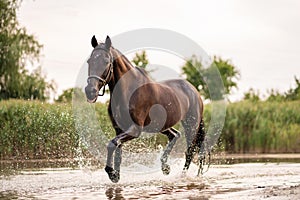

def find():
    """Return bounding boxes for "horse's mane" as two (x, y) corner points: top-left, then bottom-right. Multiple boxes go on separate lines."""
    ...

(110, 47), (132, 66)
(135, 67), (148, 77)
(110, 46), (150, 79)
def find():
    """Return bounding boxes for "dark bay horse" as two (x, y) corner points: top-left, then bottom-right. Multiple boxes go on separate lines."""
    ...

(85, 35), (206, 183)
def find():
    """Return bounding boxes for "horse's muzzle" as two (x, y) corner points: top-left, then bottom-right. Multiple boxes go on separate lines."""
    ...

(85, 86), (98, 103)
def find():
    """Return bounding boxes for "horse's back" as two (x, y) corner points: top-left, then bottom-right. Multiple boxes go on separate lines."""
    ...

(161, 79), (202, 109)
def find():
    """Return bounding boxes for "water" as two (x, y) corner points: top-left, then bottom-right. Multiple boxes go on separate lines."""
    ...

(1, 156), (300, 200)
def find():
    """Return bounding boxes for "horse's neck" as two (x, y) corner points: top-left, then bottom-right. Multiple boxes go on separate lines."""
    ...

(108, 48), (137, 92)
(108, 48), (150, 99)
(113, 49), (134, 80)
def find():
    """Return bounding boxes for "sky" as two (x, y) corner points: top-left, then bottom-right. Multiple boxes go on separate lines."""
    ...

(17, 0), (300, 101)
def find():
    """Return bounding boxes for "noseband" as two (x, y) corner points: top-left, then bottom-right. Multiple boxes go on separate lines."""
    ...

(87, 46), (114, 96)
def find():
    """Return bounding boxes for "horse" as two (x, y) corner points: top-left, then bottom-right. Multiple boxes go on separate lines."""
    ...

(85, 35), (206, 183)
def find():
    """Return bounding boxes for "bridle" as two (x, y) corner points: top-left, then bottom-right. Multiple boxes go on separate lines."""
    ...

(87, 46), (114, 96)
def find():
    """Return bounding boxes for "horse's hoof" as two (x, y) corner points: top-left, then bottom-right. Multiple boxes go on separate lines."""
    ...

(109, 172), (120, 183)
(105, 166), (120, 183)
(162, 164), (170, 175)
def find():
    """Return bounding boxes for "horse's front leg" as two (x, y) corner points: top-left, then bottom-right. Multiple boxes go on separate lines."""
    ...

(114, 146), (122, 172)
(105, 125), (141, 183)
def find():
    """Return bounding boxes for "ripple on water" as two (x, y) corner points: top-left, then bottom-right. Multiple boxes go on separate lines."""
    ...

(1, 160), (300, 199)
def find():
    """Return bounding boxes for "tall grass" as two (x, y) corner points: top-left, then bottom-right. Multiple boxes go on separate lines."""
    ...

(0, 100), (77, 160)
(220, 100), (300, 153)
(0, 100), (165, 160)
(0, 100), (299, 160)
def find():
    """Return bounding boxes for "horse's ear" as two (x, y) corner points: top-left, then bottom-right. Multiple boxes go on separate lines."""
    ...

(91, 35), (98, 48)
(105, 35), (112, 49)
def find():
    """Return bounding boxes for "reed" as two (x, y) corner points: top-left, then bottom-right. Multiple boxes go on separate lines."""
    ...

(0, 100), (77, 159)
(0, 100), (165, 160)
(1, 100), (299, 160)
(218, 100), (300, 153)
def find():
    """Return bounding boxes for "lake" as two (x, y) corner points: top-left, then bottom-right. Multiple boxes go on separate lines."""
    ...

(1, 155), (300, 199)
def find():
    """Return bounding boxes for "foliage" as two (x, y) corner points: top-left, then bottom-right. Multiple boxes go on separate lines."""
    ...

(182, 55), (205, 93)
(1, 99), (299, 160)
(0, 100), (166, 160)
(55, 88), (74, 103)
(267, 76), (300, 102)
(218, 100), (300, 153)
(131, 50), (149, 69)
(0, 100), (77, 159)
(284, 76), (300, 101)
(267, 89), (285, 102)
(0, 0), (54, 100)
(213, 56), (240, 95)
(243, 88), (260, 102)
(182, 55), (240, 100)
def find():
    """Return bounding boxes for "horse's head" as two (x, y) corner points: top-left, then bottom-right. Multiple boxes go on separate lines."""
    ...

(85, 35), (113, 103)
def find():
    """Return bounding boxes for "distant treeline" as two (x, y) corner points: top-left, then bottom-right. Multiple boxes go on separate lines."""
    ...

(0, 100), (299, 160)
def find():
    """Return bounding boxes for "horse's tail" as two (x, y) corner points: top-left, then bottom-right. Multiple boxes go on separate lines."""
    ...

(196, 118), (209, 175)
(182, 82), (208, 172)
(183, 117), (207, 171)
(197, 118), (206, 154)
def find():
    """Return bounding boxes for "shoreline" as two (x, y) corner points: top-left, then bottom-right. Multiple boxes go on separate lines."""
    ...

(1, 153), (300, 164)
(214, 153), (300, 159)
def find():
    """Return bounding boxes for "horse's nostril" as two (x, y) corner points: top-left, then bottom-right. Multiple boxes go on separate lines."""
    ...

(85, 86), (98, 100)
(85, 86), (96, 94)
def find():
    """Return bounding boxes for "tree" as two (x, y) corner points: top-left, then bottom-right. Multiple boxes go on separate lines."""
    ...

(285, 76), (300, 101)
(132, 50), (149, 69)
(182, 55), (240, 100)
(243, 88), (260, 102)
(267, 76), (300, 102)
(266, 89), (285, 102)
(55, 88), (74, 103)
(0, 0), (54, 100)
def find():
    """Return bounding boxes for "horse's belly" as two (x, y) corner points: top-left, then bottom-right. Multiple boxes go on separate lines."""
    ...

(127, 82), (189, 132)
(133, 97), (182, 133)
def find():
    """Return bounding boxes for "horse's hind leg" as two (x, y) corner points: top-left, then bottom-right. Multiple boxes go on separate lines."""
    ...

(160, 127), (181, 175)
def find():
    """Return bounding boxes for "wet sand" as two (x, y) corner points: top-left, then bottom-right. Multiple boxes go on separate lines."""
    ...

(1, 161), (299, 199)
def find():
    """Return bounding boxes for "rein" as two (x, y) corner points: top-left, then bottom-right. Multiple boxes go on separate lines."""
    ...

(87, 46), (114, 96)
